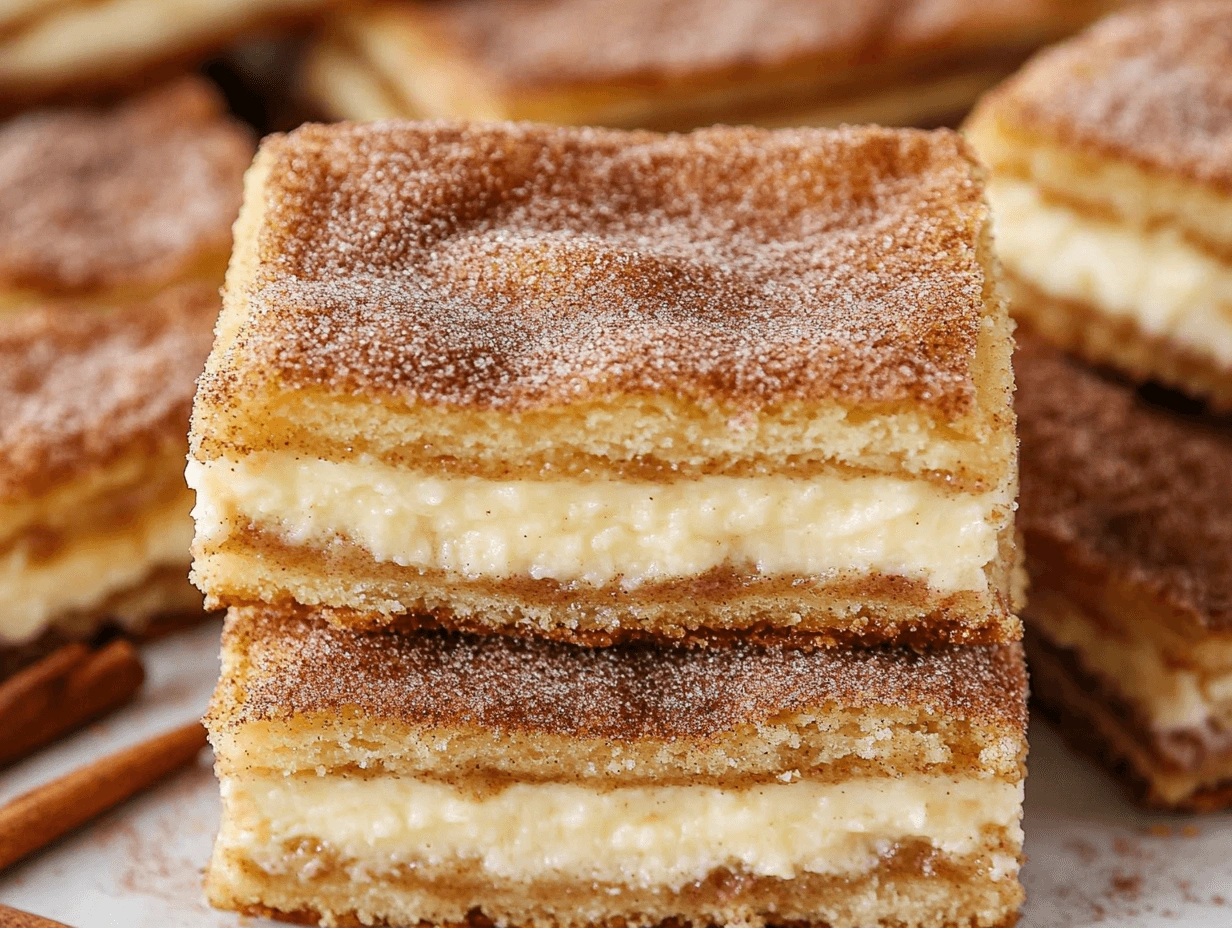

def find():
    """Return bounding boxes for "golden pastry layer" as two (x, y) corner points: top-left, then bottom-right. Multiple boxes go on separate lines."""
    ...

(1016, 337), (1232, 810)
(0, 0), (329, 107)
(303, 0), (1115, 130)
(205, 606), (1027, 928)
(0, 285), (218, 650)
(966, 1), (1232, 407)
(0, 78), (253, 312)
(190, 121), (1022, 645)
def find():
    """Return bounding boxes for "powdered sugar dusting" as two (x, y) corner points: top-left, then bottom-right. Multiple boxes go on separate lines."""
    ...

(0, 78), (253, 295)
(0, 283), (219, 503)
(225, 121), (990, 413)
(222, 606), (1029, 740)
(985, 0), (1232, 191)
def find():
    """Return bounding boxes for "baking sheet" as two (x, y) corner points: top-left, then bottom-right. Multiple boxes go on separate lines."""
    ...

(0, 621), (1229, 928)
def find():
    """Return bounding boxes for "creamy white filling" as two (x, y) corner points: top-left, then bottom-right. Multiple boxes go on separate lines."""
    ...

(987, 177), (1232, 367)
(1031, 594), (1232, 733)
(0, 496), (195, 643)
(221, 774), (1023, 890)
(187, 454), (1008, 593)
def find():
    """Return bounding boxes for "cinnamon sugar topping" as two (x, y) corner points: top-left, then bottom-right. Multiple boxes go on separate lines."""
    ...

(224, 120), (993, 413)
(979, 1), (1232, 191)
(0, 78), (253, 295)
(0, 283), (220, 503)
(220, 606), (1028, 740)
(1016, 337), (1232, 630)
(407, 0), (1105, 90)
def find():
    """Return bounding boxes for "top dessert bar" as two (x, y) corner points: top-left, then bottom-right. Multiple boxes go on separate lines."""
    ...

(305, 0), (1117, 129)
(966, 0), (1232, 407)
(188, 120), (1021, 646)
(0, 78), (253, 312)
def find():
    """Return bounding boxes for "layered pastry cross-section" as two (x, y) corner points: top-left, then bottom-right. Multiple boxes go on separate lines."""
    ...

(0, 283), (219, 680)
(206, 605), (1028, 928)
(304, 0), (1116, 130)
(966, 0), (1232, 409)
(188, 120), (1022, 646)
(0, 77), (253, 314)
(1017, 336), (1232, 811)
(0, 0), (330, 108)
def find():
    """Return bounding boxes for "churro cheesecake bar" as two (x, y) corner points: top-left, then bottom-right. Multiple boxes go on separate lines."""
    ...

(1017, 336), (1232, 811)
(0, 78), (253, 314)
(206, 605), (1028, 928)
(967, 0), (1232, 409)
(0, 284), (218, 678)
(0, 0), (330, 108)
(188, 121), (1021, 646)
(305, 0), (1114, 130)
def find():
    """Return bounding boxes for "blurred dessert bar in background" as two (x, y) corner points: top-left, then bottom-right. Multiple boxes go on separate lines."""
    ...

(205, 605), (1028, 928)
(187, 120), (1021, 647)
(1017, 336), (1232, 812)
(0, 284), (218, 681)
(0, 78), (253, 314)
(967, 0), (1232, 409)
(0, 0), (332, 109)
(304, 0), (1118, 129)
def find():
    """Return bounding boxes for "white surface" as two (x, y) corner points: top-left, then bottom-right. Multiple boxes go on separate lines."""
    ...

(0, 621), (1229, 928)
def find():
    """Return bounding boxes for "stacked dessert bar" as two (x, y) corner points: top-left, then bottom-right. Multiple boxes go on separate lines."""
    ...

(193, 120), (1028, 927)
(967, 0), (1232, 811)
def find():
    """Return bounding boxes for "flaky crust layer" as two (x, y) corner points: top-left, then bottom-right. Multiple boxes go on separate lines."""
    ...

(192, 523), (1023, 647)
(966, 1), (1232, 195)
(197, 120), (1014, 444)
(206, 841), (1023, 928)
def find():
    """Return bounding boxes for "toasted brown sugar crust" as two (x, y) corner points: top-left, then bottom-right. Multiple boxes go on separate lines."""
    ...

(0, 282), (220, 503)
(213, 121), (995, 417)
(969, 0), (1232, 193)
(396, 0), (1111, 91)
(215, 606), (1029, 742)
(1015, 336), (1232, 632)
(0, 77), (253, 296)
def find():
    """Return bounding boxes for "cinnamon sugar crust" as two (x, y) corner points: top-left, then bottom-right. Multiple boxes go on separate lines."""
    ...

(1015, 335), (1232, 632)
(203, 121), (996, 419)
(213, 606), (1028, 745)
(0, 281), (219, 503)
(0, 78), (252, 299)
(968, 1), (1232, 194)
(380, 0), (1111, 93)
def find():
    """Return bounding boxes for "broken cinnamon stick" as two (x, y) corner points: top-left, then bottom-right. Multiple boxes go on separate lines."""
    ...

(0, 720), (207, 872)
(0, 640), (145, 768)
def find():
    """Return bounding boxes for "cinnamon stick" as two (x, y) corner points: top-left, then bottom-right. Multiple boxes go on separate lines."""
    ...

(0, 721), (207, 872)
(0, 640), (145, 768)
(0, 904), (74, 927)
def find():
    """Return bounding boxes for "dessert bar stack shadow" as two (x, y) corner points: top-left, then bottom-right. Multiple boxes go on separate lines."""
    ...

(191, 119), (1028, 927)
(966, 0), (1232, 811)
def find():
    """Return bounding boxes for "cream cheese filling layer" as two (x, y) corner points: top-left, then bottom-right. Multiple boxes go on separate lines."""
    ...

(220, 774), (1023, 890)
(987, 177), (1232, 368)
(1030, 592), (1232, 733)
(187, 454), (1009, 593)
(0, 494), (194, 643)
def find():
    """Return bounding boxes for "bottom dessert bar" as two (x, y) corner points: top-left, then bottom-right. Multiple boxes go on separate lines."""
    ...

(1017, 336), (1232, 811)
(205, 606), (1027, 928)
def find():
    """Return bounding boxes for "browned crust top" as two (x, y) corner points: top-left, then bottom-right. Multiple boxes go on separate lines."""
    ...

(0, 77), (253, 295)
(971, 0), (1232, 192)
(1016, 336), (1232, 631)
(0, 282), (220, 502)
(397, 0), (1109, 91)
(216, 605), (1028, 741)
(217, 120), (994, 415)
